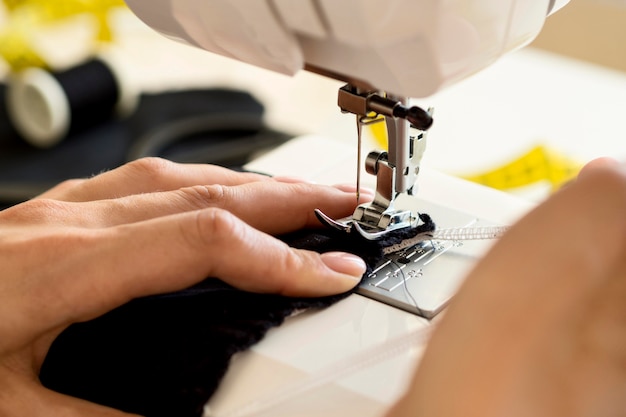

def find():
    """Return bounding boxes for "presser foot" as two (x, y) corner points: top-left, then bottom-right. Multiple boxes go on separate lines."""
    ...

(314, 208), (420, 240)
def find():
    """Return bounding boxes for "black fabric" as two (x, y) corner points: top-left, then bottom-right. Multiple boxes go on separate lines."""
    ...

(0, 87), (289, 208)
(39, 215), (435, 417)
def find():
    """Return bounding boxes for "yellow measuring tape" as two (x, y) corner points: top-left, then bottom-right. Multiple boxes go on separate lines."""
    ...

(369, 120), (582, 192)
(0, 0), (126, 71)
(460, 144), (582, 192)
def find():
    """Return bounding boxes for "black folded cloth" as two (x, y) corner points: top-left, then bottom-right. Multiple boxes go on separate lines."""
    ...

(40, 216), (435, 417)
(0, 86), (289, 208)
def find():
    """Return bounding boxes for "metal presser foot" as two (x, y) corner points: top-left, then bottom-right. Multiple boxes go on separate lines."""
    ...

(316, 84), (434, 240)
(312, 86), (513, 319)
(314, 208), (421, 240)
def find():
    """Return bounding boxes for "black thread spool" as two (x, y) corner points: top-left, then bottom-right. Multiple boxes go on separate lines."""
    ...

(6, 56), (137, 148)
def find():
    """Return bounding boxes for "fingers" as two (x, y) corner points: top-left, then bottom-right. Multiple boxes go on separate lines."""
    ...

(31, 158), (375, 235)
(80, 181), (371, 233)
(36, 179), (87, 200)
(39, 157), (272, 202)
(47, 208), (364, 324)
(24, 181), (374, 234)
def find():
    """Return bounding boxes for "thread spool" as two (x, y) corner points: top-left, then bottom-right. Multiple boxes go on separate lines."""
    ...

(5, 54), (137, 148)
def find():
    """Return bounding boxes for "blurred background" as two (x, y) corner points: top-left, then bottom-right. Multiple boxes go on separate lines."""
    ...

(0, 0), (624, 207)
(532, 0), (626, 73)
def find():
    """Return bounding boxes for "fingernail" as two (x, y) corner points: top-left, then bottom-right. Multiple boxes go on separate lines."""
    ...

(321, 252), (366, 280)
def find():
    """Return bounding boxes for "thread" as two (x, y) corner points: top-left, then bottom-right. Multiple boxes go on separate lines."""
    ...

(5, 55), (137, 148)
(382, 225), (509, 255)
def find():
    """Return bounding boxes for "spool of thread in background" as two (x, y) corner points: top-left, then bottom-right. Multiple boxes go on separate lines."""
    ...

(5, 55), (138, 148)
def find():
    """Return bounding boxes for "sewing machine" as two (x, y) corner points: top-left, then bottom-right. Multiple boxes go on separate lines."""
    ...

(124, 0), (569, 317)
(121, 2), (570, 415)
(124, 0), (567, 240)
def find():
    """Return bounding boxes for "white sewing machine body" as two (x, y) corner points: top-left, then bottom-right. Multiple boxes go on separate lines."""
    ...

(125, 0), (568, 98)
(126, 0), (569, 242)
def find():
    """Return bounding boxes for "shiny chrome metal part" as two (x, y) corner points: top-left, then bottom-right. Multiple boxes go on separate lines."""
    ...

(314, 207), (421, 240)
(337, 84), (433, 238)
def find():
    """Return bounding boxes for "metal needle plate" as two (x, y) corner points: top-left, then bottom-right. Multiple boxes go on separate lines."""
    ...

(356, 199), (499, 319)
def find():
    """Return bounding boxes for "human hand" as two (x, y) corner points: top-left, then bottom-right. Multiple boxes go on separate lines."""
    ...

(0, 158), (369, 416)
(389, 158), (626, 417)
